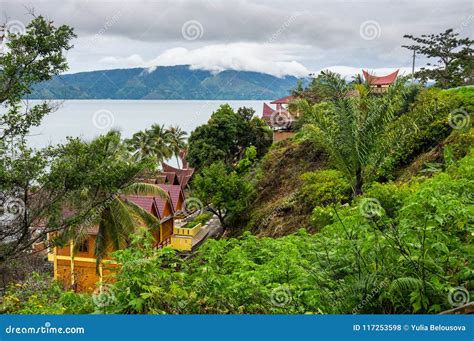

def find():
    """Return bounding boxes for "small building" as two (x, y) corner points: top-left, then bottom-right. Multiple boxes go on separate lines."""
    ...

(262, 95), (297, 143)
(362, 69), (399, 93)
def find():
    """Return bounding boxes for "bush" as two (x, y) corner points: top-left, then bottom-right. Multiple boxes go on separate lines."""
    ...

(0, 272), (94, 314)
(311, 205), (336, 230)
(299, 169), (351, 208)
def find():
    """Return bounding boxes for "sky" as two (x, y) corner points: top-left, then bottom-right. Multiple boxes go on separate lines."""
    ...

(1, 0), (473, 78)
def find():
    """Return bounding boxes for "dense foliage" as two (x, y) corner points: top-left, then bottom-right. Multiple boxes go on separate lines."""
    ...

(187, 105), (272, 170)
(5, 149), (471, 314)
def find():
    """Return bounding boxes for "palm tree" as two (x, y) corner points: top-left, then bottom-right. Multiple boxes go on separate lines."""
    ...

(293, 72), (411, 196)
(166, 125), (187, 168)
(149, 124), (173, 164)
(59, 131), (170, 269)
(126, 131), (155, 161)
(92, 182), (168, 268)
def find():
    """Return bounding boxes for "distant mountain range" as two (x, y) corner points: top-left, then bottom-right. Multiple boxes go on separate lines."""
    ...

(29, 65), (304, 100)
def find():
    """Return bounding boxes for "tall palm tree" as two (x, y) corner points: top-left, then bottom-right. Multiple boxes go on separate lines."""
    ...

(126, 131), (155, 161)
(166, 125), (187, 168)
(293, 72), (411, 196)
(149, 124), (173, 164)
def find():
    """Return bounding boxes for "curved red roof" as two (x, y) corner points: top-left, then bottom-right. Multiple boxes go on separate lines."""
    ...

(362, 70), (399, 85)
(262, 103), (273, 121)
(270, 95), (294, 104)
(162, 162), (194, 188)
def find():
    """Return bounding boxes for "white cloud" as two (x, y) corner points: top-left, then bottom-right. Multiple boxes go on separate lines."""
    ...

(98, 54), (146, 69)
(98, 43), (312, 77)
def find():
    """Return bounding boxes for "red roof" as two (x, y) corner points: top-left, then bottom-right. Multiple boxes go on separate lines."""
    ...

(125, 195), (173, 220)
(262, 103), (274, 121)
(162, 162), (194, 189)
(270, 95), (294, 104)
(362, 70), (399, 85)
(157, 184), (184, 212)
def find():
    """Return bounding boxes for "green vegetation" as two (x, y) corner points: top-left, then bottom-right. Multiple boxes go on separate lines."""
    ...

(126, 124), (187, 165)
(187, 105), (272, 170)
(3, 149), (472, 314)
(1, 19), (472, 316)
(403, 29), (473, 88)
(193, 162), (254, 230)
(182, 212), (213, 229)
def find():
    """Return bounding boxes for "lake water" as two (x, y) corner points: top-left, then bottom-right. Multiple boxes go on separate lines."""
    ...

(27, 100), (266, 149)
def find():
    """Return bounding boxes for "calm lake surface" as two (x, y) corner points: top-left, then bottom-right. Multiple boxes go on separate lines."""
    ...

(27, 100), (266, 148)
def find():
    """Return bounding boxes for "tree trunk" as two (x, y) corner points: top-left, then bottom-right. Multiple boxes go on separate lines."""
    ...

(354, 163), (363, 196)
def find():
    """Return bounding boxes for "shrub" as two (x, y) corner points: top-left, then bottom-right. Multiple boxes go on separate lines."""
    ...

(0, 272), (93, 314)
(299, 169), (351, 208)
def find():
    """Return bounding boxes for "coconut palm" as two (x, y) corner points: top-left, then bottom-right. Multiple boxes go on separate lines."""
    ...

(293, 72), (411, 196)
(56, 131), (170, 269)
(126, 131), (155, 161)
(167, 125), (187, 168)
(92, 182), (168, 268)
(149, 124), (173, 163)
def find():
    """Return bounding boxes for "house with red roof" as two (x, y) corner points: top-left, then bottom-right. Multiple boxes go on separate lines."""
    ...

(261, 95), (298, 142)
(362, 69), (399, 93)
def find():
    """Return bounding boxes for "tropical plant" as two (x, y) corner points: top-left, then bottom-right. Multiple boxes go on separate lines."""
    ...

(126, 131), (155, 161)
(293, 72), (414, 195)
(166, 125), (187, 167)
(148, 124), (173, 163)
(46, 131), (169, 267)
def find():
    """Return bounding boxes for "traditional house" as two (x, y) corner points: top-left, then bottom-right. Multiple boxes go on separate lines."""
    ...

(262, 95), (298, 142)
(362, 69), (399, 93)
(47, 156), (203, 292)
(161, 162), (194, 189)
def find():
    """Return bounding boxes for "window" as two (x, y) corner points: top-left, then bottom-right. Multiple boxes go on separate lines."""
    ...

(78, 239), (89, 253)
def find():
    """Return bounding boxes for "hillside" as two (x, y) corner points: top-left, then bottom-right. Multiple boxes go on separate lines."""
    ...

(246, 86), (474, 237)
(28, 65), (304, 100)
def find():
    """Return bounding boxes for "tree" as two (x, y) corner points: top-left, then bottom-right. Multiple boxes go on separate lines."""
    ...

(125, 124), (185, 166)
(295, 72), (412, 196)
(166, 125), (187, 168)
(403, 29), (473, 88)
(0, 16), (75, 262)
(126, 131), (155, 161)
(187, 105), (271, 169)
(44, 131), (168, 268)
(148, 124), (172, 163)
(193, 162), (254, 230)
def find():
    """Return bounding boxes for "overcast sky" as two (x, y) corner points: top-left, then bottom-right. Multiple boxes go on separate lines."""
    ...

(1, 0), (473, 78)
